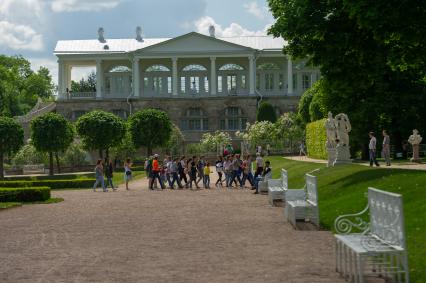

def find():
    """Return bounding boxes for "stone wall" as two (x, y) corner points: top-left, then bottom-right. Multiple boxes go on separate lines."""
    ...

(55, 96), (300, 142)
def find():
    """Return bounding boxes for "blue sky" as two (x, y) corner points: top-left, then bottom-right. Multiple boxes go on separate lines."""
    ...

(0, 0), (274, 83)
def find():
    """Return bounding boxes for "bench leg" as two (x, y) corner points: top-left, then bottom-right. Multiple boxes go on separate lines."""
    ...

(335, 239), (339, 273)
(356, 254), (363, 283)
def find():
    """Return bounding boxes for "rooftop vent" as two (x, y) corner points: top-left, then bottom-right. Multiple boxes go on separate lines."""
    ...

(136, 26), (143, 42)
(209, 25), (215, 37)
(98, 27), (106, 43)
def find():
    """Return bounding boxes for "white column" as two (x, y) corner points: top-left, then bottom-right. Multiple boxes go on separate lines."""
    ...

(310, 72), (316, 87)
(249, 55), (255, 95)
(210, 57), (216, 95)
(172, 57), (178, 96)
(287, 57), (293, 95)
(57, 60), (65, 99)
(133, 58), (140, 97)
(66, 65), (72, 91)
(96, 59), (103, 99)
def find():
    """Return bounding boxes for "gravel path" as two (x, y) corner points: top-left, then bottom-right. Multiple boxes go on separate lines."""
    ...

(0, 176), (344, 283)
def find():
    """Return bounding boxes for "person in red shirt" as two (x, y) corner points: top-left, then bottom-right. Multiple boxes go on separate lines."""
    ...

(149, 154), (165, 190)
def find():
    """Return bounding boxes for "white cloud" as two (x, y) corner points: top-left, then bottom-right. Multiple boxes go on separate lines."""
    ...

(0, 21), (43, 51)
(51, 0), (122, 12)
(194, 16), (269, 37)
(0, 0), (42, 20)
(243, 2), (267, 19)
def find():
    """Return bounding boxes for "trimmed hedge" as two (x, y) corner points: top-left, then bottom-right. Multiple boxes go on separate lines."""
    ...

(4, 173), (93, 181)
(0, 187), (50, 202)
(0, 179), (95, 190)
(306, 118), (327, 159)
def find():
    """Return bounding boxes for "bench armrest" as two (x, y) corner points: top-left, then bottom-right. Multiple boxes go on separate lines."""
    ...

(285, 188), (305, 201)
(334, 204), (370, 235)
(267, 179), (282, 188)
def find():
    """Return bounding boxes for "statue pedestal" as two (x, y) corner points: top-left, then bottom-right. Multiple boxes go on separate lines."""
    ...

(333, 145), (352, 166)
(410, 144), (422, 163)
(327, 148), (336, 167)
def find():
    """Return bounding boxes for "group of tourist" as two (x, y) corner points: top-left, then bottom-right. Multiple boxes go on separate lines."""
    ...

(92, 153), (272, 194)
(143, 153), (272, 194)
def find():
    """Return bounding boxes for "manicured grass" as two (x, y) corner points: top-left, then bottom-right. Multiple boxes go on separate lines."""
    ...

(267, 156), (426, 280)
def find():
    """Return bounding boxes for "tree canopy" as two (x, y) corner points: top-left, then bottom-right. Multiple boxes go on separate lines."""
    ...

(0, 55), (54, 117)
(0, 116), (24, 178)
(257, 101), (277, 123)
(76, 110), (127, 158)
(268, 0), (426, 153)
(31, 113), (74, 175)
(128, 109), (173, 155)
(71, 71), (96, 92)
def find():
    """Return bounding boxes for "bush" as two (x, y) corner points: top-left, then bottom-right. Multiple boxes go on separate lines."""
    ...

(4, 173), (93, 181)
(257, 102), (277, 122)
(62, 142), (90, 167)
(306, 118), (327, 159)
(12, 144), (48, 166)
(0, 187), (50, 202)
(0, 179), (95, 190)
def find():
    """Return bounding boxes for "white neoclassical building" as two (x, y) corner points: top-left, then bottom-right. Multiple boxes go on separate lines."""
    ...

(54, 27), (320, 142)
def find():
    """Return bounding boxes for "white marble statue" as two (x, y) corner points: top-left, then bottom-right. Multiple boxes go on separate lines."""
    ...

(325, 112), (337, 148)
(98, 27), (105, 42)
(335, 113), (351, 146)
(408, 129), (423, 162)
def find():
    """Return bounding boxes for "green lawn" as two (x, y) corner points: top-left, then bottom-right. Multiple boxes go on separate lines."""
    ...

(0, 202), (21, 209)
(267, 156), (426, 280)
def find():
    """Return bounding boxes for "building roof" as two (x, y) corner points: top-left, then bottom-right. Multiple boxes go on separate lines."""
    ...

(54, 32), (286, 55)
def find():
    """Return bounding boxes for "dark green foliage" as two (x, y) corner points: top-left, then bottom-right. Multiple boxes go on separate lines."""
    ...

(257, 102), (277, 122)
(306, 119), (327, 159)
(31, 113), (74, 175)
(0, 116), (24, 179)
(0, 179), (95, 190)
(268, 0), (426, 154)
(76, 110), (127, 157)
(128, 109), (173, 155)
(297, 89), (313, 125)
(0, 187), (50, 202)
(0, 55), (54, 116)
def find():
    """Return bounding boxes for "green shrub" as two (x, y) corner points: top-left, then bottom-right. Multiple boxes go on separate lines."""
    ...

(306, 118), (327, 159)
(257, 102), (277, 122)
(0, 187), (50, 202)
(4, 173), (93, 181)
(0, 179), (95, 190)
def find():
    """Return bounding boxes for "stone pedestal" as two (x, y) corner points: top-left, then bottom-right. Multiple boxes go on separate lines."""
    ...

(333, 145), (352, 166)
(410, 144), (422, 163)
(327, 148), (336, 167)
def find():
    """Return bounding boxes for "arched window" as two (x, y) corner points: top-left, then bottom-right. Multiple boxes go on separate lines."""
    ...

(180, 107), (208, 131)
(109, 66), (132, 72)
(220, 107), (247, 131)
(219, 63), (244, 71)
(182, 64), (207, 71)
(257, 63), (281, 70)
(145, 65), (170, 72)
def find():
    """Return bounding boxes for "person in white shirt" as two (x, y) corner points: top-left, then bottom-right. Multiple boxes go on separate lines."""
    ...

(255, 152), (264, 178)
(369, 132), (380, 167)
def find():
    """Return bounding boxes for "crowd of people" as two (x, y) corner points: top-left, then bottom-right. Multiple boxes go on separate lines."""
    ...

(92, 152), (273, 194)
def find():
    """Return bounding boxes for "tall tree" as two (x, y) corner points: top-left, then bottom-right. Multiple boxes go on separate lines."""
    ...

(0, 117), (24, 179)
(268, 0), (426, 153)
(76, 110), (126, 158)
(71, 71), (97, 92)
(128, 109), (172, 155)
(0, 55), (55, 117)
(31, 113), (74, 175)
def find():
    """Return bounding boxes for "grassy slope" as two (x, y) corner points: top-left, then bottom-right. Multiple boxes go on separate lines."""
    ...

(267, 156), (425, 279)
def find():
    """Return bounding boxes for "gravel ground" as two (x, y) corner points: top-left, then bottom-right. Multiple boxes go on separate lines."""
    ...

(0, 176), (345, 283)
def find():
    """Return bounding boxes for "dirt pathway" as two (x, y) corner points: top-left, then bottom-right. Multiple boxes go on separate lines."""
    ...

(0, 174), (344, 282)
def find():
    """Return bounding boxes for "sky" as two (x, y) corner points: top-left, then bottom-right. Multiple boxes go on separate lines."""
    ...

(0, 0), (275, 84)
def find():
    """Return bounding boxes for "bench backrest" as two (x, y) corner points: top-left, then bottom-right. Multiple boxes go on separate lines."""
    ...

(281, 169), (288, 190)
(305, 174), (318, 206)
(368, 187), (406, 249)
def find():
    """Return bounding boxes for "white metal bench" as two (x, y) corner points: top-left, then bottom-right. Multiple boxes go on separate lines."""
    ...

(268, 169), (303, 205)
(285, 174), (319, 228)
(257, 171), (272, 193)
(334, 188), (409, 283)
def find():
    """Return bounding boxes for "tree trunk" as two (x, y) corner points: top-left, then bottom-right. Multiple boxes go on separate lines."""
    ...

(0, 151), (4, 179)
(99, 149), (103, 159)
(55, 152), (61, 174)
(106, 148), (109, 159)
(147, 146), (153, 156)
(49, 151), (54, 176)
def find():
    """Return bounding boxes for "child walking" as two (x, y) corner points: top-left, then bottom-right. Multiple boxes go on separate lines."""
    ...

(93, 159), (107, 192)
